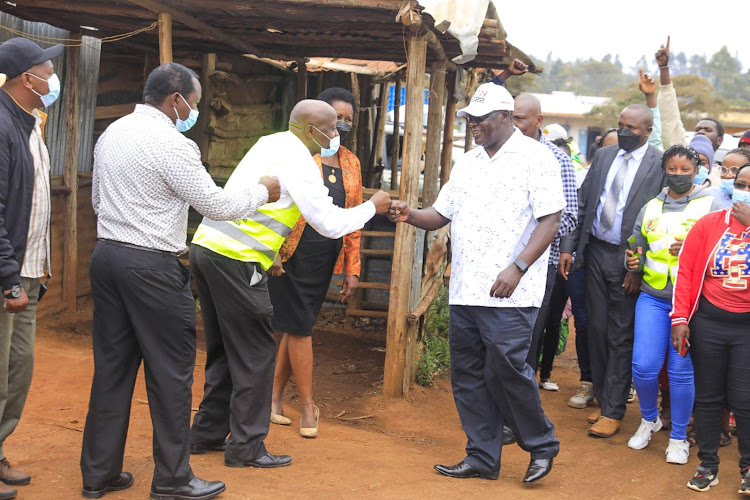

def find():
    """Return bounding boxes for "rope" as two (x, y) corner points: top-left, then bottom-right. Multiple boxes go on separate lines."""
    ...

(0, 20), (159, 47)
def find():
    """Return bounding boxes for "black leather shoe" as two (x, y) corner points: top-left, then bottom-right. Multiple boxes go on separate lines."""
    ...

(150, 477), (225, 500)
(82, 472), (134, 498)
(189, 440), (227, 454)
(434, 461), (498, 480)
(502, 425), (516, 446)
(523, 458), (553, 483)
(225, 452), (292, 469)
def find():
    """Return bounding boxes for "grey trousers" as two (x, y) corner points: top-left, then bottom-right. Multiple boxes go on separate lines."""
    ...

(449, 305), (559, 474)
(0, 277), (41, 460)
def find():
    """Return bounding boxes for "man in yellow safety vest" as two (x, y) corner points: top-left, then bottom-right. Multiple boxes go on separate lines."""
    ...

(188, 99), (391, 469)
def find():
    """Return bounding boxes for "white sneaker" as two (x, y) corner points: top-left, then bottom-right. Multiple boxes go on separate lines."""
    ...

(539, 379), (559, 391)
(568, 381), (594, 408)
(628, 417), (663, 450)
(666, 438), (690, 464)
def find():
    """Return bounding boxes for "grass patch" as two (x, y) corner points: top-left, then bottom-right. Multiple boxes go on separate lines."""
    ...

(416, 286), (450, 386)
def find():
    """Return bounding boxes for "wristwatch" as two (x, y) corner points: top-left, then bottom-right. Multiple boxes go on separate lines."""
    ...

(513, 258), (529, 274)
(3, 284), (22, 300)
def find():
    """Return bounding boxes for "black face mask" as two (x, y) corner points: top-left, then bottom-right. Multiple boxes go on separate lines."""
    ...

(336, 120), (352, 141)
(617, 129), (642, 152)
(666, 173), (694, 194)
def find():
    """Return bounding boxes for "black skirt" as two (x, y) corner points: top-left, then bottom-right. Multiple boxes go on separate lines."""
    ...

(268, 165), (346, 336)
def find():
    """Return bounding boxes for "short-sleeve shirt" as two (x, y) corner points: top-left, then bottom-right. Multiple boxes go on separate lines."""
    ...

(433, 129), (566, 308)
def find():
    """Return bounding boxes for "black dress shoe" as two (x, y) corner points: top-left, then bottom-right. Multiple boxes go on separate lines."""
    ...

(150, 477), (226, 500)
(434, 461), (498, 480)
(224, 452), (292, 469)
(82, 472), (134, 498)
(502, 425), (516, 446)
(523, 457), (553, 483)
(189, 440), (227, 454)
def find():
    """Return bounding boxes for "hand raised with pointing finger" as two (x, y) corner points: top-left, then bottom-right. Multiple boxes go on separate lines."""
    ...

(655, 35), (670, 67)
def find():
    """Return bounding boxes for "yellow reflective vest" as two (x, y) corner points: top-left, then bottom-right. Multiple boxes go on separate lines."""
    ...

(641, 196), (713, 289)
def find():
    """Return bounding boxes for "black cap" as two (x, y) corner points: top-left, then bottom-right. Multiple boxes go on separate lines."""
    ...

(0, 37), (63, 80)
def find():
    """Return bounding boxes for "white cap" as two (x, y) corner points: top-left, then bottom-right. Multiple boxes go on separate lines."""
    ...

(457, 83), (514, 118)
(542, 123), (568, 142)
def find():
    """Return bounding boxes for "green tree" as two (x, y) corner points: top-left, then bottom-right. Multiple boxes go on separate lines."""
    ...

(584, 82), (644, 129)
(672, 74), (727, 129)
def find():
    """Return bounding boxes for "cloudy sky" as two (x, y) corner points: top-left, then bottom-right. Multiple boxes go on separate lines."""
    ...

(495, 1), (748, 72)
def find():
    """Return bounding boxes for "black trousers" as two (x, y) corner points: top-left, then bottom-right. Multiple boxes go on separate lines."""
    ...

(584, 239), (638, 420)
(539, 272), (569, 381)
(189, 245), (276, 462)
(81, 241), (195, 488)
(526, 263), (556, 370)
(449, 305), (559, 474)
(691, 297), (750, 473)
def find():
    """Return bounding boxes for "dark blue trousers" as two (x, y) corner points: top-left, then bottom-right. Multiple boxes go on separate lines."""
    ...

(566, 268), (592, 382)
(449, 305), (560, 474)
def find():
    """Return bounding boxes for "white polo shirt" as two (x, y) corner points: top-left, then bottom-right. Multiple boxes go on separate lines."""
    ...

(433, 129), (566, 308)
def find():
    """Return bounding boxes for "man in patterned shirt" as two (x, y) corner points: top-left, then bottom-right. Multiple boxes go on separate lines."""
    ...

(388, 83), (563, 484)
(0, 37), (62, 499)
(80, 63), (280, 500)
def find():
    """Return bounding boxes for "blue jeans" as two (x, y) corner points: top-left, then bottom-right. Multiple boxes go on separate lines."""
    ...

(632, 291), (694, 440)
(566, 268), (592, 382)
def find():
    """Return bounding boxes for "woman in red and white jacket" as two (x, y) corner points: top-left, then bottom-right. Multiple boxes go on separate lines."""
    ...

(671, 163), (750, 494)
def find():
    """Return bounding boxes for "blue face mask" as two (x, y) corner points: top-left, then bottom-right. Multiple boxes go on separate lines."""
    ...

(721, 179), (735, 197)
(26, 72), (60, 107)
(311, 125), (340, 157)
(693, 166), (709, 185)
(174, 94), (199, 133)
(732, 188), (750, 204)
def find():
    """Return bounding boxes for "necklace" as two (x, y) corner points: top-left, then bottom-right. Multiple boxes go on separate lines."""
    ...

(328, 166), (337, 184)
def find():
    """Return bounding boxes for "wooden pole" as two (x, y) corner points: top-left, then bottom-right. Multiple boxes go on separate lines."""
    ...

(464, 122), (473, 153)
(62, 35), (82, 310)
(367, 82), (387, 187)
(440, 71), (456, 187)
(389, 76), (401, 190)
(158, 12), (172, 64)
(383, 34), (427, 398)
(195, 53), (215, 164)
(349, 72), (359, 155)
(296, 58), (307, 102)
(422, 62), (446, 207)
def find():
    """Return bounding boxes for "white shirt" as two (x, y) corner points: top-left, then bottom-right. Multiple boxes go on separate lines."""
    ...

(224, 130), (375, 239)
(20, 109), (51, 279)
(433, 129), (566, 308)
(93, 104), (269, 253)
(591, 141), (649, 244)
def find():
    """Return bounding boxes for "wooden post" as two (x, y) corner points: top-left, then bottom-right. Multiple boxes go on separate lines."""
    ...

(349, 72), (360, 155)
(158, 12), (172, 64)
(422, 62), (446, 207)
(464, 122), (473, 152)
(296, 58), (307, 102)
(389, 76), (401, 190)
(195, 53), (215, 164)
(62, 35), (82, 310)
(367, 82), (388, 187)
(383, 34), (427, 398)
(440, 71), (457, 187)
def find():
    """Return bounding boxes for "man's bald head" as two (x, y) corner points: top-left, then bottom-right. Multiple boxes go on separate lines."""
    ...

(621, 103), (653, 129)
(513, 94), (543, 139)
(289, 99), (338, 156)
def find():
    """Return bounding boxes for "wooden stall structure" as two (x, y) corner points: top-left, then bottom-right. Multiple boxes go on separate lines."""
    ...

(0, 0), (540, 397)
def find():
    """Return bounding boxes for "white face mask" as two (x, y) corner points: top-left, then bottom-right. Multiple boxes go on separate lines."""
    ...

(26, 72), (61, 107)
(174, 93), (199, 132)
(310, 125), (340, 157)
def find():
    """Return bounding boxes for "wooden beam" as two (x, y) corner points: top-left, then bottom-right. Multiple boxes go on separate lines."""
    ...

(62, 35), (82, 311)
(196, 53), (215, 163)
(349, 72), (360, 155)
(383, 34), (427, 398)
(158, 12), (173, 64)
(296, 58), (307, 102)
(440, 71), (456, 187)
(367, 82), (387, 187)
(125, 0), (289, 59)
(389, 76), (401, 191)
(95, 103), (138, 120)
(422, 62), (446, 207)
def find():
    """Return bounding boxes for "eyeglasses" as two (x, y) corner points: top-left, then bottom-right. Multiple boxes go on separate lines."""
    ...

(464, 111), (500, 124)
(721, 165), (741, 177)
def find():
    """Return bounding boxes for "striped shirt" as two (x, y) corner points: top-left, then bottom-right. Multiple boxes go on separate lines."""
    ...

(19, 109), (51, 279)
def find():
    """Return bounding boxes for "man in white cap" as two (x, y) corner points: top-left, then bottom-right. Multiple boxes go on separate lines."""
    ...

(388, 82), (564, 483)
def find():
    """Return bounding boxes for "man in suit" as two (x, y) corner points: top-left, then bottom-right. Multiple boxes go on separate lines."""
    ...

(559, 104), (664, 438)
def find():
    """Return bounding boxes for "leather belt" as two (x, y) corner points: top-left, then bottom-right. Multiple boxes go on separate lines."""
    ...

(590, 236), (622, 252)
(98, 238), (180, 257)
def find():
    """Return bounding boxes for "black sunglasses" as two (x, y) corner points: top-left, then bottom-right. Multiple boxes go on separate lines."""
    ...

(464, 110), (501, 124)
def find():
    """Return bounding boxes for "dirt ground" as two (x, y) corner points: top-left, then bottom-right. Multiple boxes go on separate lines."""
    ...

(7, 299), (742, 499)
